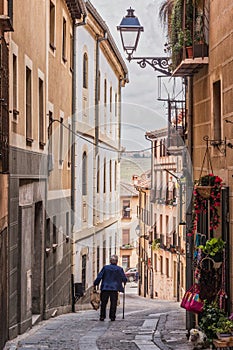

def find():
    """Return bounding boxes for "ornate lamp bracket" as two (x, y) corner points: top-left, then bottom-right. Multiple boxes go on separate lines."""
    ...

(129, 56), (171, 76)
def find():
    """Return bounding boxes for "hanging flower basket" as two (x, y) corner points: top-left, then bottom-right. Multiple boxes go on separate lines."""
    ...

(189, 174), (223, 236)
(196, 185), (213, 199)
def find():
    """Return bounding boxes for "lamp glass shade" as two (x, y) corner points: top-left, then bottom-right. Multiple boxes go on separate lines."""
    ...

(117, 8), (143, 57)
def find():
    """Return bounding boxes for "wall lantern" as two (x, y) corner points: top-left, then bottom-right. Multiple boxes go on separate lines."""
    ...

(117, 7), (144, 61)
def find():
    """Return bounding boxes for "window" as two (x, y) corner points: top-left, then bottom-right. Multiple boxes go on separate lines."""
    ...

(39, 78), (44, 148)
(48, 110), (54, 172)
(97, 246), (100, 273)
(83, 53), (88, 88)
(97, 156), (100, 193)
(154, 253), (157, 272)
(103, 158), (106, 193)
(166, 258), (169, 277)
(122, 200), (130, 218)
(46, 218), (51, 247)
(103, 240), (106, 266)
(70, 34), (73, 71)
(154, 140), (157, 158)
(49, 1), (55, 50)
(109, 237), (112, 258)
(122, 256), (130, 270)
(115, 93), (117, 117)
(160, 256), (163, 274)
(59, 116), (63, 165)
(52, 215), (57, 245)
(81, 254), (87, 291)
(110, 86), (112, 112)
(82, 152), (87, 195)
(48, 111), (53, 155)
(62, 17), (67, 62)
(122, 229), (130, 245)
(213, 80), (221, 141)
(66, 212), (70, 237)
(160, 214), (163, 234)
(26, 66), (32, 143)
(104, 79), (107, 106)
(13, 53), (18, 119)
(109, 160), (112, 192)
(67, 119), (71, 167)
(114, 161), (117, 191)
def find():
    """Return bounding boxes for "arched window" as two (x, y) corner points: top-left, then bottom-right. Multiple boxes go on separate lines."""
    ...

(104, 79), (107, 106)
(82, 151), (87, 195)
(110, 86), (112, 112)
(83, 53), (88, 89)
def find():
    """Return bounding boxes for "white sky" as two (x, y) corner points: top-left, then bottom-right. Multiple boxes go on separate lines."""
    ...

(90, 0), (178, 151)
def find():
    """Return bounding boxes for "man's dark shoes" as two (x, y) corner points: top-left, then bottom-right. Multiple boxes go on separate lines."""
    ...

(110, 318), (115, 321)
(99, 317), (104, 321)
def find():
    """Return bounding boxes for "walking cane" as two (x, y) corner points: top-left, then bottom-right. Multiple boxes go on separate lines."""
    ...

(122, 284), (125, 319)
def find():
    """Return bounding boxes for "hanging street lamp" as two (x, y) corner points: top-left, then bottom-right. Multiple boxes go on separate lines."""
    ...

(117, 7), (171, 76)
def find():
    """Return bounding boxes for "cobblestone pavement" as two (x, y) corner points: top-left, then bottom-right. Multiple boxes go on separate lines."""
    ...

(4, 284), (194, 350)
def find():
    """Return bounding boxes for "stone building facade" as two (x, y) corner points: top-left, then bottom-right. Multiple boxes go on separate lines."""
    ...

(5, 0), (85, 342)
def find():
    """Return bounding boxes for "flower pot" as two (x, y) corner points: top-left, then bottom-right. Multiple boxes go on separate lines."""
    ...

(217, 333), (232, 342)
(196, 185), (213, 199)
(213, 252), (223, 263)
(186, 46), (193, 58)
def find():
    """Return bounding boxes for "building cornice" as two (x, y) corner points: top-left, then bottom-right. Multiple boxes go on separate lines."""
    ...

(85, 0), (128, 77)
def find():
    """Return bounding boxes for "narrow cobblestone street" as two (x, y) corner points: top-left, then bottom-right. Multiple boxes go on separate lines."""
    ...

(4, 284), (194, 350)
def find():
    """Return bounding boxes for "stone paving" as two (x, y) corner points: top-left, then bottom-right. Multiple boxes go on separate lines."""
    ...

(4, 284), (195, 350)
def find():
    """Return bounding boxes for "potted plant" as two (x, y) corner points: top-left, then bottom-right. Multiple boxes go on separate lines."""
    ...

(151, 238), (160, 251)
(214, 316), (233, 340)
(199, 301), (226, 342)
(198, 237), (226, 262)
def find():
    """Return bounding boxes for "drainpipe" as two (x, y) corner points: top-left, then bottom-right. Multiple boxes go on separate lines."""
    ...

(71, 14), (86, 313)
(118, 74), (129, 161)
(92, 32), (108, 281)
(145, 134), (154, 299)
(95, 32), (107, 157)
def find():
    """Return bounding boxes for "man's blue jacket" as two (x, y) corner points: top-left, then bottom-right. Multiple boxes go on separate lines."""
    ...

(94, 263), (127, 293)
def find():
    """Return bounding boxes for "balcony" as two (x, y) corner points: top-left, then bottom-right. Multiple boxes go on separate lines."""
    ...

(172, 43), (209, 77)
(164, 0), (209, 77)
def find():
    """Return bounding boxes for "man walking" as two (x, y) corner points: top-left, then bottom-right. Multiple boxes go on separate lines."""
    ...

(93, 255), (127, 321)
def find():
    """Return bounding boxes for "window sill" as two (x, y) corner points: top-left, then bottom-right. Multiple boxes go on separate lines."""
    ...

(26, 137), (33, 146)
(52, 243), (58, 252)
(50, 43), (56, 51)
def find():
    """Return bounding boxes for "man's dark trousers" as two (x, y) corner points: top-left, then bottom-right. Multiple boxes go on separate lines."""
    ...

(100, 290), (118, 320)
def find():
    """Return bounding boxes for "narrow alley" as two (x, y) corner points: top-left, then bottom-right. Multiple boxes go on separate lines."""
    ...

(4, 284), (192, 350)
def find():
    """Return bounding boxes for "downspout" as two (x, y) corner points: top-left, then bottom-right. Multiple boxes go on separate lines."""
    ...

(71, 14), (86, 313)
(118, 74), (128, 162)
(145, 134), (154, 299)
(92, 33), (107, 282)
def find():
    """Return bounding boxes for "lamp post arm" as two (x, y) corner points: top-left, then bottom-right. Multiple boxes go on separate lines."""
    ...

(128, 56), (171, 76)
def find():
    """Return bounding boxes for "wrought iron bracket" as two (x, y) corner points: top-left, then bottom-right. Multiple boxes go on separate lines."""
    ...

(204, 135), (233, 156)
(128, 56), (171, 76)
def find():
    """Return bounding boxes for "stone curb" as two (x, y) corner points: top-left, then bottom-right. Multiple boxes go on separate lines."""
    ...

(152, 314), (170, 350)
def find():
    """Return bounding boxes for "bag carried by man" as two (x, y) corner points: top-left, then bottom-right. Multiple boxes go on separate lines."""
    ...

(90, 287), (100, 310)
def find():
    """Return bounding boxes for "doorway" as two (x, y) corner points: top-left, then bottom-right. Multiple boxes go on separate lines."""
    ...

(32, 201), (43, 315)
